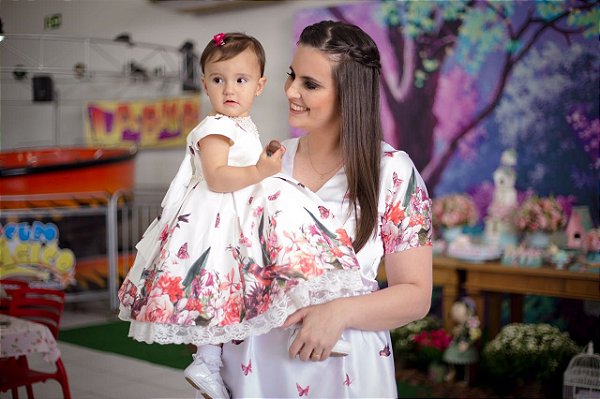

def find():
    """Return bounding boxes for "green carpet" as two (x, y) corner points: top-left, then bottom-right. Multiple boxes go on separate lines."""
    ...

(59, 321), (193, 370)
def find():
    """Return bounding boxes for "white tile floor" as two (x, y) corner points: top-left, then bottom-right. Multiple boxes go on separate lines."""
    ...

(1, 302), (198, 399)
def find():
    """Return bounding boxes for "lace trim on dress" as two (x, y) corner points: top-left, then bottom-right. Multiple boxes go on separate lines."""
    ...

(215, 114), (259, 139)
(121, 268), (368, 345)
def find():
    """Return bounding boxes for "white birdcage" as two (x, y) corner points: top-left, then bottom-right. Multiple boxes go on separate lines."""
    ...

(563, 342), (600, 399)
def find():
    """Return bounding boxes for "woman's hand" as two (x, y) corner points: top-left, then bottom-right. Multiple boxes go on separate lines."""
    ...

(257, 140), (285, 179)
(283, 299), (348, 362)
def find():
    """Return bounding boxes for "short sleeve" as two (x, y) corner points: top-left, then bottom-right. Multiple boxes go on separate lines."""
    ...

(380, 148), (432, 254)
(188, 115), (238, 150)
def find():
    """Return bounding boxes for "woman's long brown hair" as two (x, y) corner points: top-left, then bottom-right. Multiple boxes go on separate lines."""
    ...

(298, 20), (383, 252)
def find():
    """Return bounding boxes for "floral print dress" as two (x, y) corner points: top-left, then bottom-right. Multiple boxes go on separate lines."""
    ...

(118, 116), (363, 345)
(220, 138), (432, 398)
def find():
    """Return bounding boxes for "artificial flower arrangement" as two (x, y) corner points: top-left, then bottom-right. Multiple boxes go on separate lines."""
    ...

(412, 328), (453, 367)
(390, 316), (444, 369)
(514, 196), (567, 233)
(481, 323), (579, 387)
(432, 193), (479, 229)
(586, 228), (600, 264)
(586, 228), (600, 252)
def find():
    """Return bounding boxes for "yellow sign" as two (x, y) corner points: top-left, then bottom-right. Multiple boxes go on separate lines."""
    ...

(85, 96), (200, 148)
(0, 222), (76, 287)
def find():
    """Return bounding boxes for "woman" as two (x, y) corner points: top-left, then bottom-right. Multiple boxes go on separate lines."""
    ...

(220, 20), (432, 398)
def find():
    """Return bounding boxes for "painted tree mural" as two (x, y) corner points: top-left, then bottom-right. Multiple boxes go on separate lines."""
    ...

(294, 0), (599, 223)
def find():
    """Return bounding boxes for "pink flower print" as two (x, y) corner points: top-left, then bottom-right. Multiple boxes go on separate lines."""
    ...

(215, 213), (220, 228)
(220, 293), (243, 326)
(379, 343), (391, 357)
(155, 274), (183, 302)
(318, 205), (330, 219)
(141, 294), (174, 323)
(384, 200), (405, 226)
(184, 297), (204, 314)
(177, 243), (189, 259)
(335, 228), (353, 248)
(239, 232), (251, 247)
(241, 360), (252, 376)
(384, 150), (395, 157)
(159, 224), (169, 242)
(293, 251), (322, 278)
(296, 383), (309, 397)
(118, 280), (137, 307)
(219, 269), (239, 293)
(252, 206), (264, 218)
(344, 373), (352, 386)
(409, 213), (425, 228)
(268, 190), (281, 201)
(200, 269), (215, 288)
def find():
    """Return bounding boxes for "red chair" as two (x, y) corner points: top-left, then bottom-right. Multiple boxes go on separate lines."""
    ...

(0, 279), (29, 314)
(0, 287), (71, 399)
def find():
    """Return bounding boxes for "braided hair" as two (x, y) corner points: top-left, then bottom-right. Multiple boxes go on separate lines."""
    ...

(298, 20), (383, 252)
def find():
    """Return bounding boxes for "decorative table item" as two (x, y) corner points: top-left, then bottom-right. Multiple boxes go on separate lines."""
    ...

(563, 341), (600, 399)
(484, 149), (519, 250)
(514, 195), (568, 249)
(501, 245), (544, 268)
(447, 236), (502, 262)
(433, 193), (478, 244)
(528, 230), (551, 249)
(443, 297), (481, 384)
(585, 228), (600, 265)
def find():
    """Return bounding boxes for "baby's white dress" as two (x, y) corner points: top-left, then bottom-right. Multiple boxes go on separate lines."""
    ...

(118, 115), (363, 346)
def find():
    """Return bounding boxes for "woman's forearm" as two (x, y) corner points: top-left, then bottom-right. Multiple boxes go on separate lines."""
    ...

(340, 246), (433, 331)
(339, 281), (431, 331)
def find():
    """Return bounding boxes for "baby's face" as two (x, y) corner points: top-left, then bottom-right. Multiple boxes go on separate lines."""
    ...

(202, 48), (266, 118)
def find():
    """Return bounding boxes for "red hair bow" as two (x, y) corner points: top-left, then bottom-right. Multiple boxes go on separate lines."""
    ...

(213, 33), (226, 46)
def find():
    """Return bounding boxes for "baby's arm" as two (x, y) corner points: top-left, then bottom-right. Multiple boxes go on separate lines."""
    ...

(198, 135), (285, 193)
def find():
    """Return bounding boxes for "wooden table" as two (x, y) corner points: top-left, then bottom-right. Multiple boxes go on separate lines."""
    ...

(433, 256), (600, 336)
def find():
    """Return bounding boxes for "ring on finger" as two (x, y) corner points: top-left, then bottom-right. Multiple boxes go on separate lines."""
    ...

(311, 352), (321, 360)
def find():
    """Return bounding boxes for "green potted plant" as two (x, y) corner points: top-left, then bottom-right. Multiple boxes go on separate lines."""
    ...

(481, 323), (580, 395)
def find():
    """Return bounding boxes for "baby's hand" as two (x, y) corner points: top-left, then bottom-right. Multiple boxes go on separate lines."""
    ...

(257, 140), (285, 179)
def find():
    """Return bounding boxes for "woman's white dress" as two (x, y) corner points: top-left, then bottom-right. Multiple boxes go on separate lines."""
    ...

(221, 137), (433, 398)
(118, 116), (363, 346)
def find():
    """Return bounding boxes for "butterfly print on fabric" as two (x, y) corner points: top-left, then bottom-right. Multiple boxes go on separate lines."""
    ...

(176, 213), (191, 228)
(379, 343), (391, 357)
(392, 172), (402, 188)
(296, 383), (309, 397)
(248, 196), (254, 205)
(241, 360), (252, 376)
(176, 243), (189, 259)
(268, 190), (281, 201)
(318, 205), (330, 219)
(343, 373), (351, 386)
(215, 213), (220, 228)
